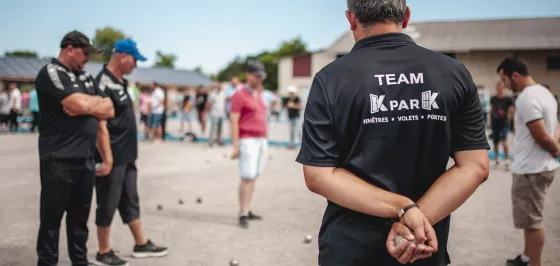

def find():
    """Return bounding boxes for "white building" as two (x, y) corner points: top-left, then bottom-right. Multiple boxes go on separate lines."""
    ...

(278, 17), (560, 103)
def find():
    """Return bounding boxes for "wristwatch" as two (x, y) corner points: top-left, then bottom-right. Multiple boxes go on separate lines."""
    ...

(397, 203), (419, 220)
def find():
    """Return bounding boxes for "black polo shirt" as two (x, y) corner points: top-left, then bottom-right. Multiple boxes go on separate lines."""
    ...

(94, 65), (138, 166)
(296, 33), (489, 266)
(35, 59), (102, 160)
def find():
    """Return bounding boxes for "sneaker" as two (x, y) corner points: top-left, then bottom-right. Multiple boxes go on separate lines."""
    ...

(132, 239), (169, 258)
(239, 215), (249, 229)
(94, 250), (129, 266)
(506, 255), (529, 266)
(248, 211), (262, 220)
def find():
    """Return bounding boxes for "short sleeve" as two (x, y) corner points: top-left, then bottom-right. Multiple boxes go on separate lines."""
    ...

(508, 97), (515, 109)
(295, 76), (340, 166)
(230, 91), (243, 114)
(36, 64), (81, 102)
(450, 65), (490, 152)
(516, 93), (543, 124)
(97, 77), (129, 115)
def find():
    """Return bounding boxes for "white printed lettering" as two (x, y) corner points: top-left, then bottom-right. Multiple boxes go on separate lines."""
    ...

(375, 75), (385, 85)
(386, 74), (396, 85)
(398, 74), (410, 84)
(389, 100), (399, 111)
(410, 99), (419, 109)
(363, 117), (389, 124)
(398, 100), (409, 110)
(410, 73), (424, 84)
(398, 115), (419, 121)
(427, 114), (447, 121)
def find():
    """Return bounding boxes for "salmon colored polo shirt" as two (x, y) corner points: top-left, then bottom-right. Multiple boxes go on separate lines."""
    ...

(230, 87), (268, 139)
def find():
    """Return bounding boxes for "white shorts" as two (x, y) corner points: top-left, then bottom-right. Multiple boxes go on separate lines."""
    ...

(239, 137), (268, 180)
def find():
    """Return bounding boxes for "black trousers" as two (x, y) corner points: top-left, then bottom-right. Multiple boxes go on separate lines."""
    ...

(31, 111), (41, 132)
(95, 162), (140, 227)
(9, 109), (18, 131)
(37, 158), (95, 266)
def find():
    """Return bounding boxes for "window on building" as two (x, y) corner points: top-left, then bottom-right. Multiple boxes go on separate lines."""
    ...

(293, 54), (312, 77)
(547, 56), (560, 70)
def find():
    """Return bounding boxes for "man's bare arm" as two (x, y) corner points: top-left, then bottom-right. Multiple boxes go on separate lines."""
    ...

(303, 166), (414, 218)
(91, 98), (115, 120)
(61, 94), (114, 119)
(526, 119), (560, 154)
(230, 113), (240, 149)
(96, 120), (113, 165)
(416, 149), (489, 225)
(489, 105), (493, 127)
(61, 93), (103, 114)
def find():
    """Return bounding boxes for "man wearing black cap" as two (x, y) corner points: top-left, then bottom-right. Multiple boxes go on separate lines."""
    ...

(296, 1), (490, 265)
(34, 30), (115, 266)
(229, 61), (268, 228)
(93, 39), (168, 266)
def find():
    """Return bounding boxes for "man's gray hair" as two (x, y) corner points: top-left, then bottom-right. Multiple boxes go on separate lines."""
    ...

(347, 0), (407, 27)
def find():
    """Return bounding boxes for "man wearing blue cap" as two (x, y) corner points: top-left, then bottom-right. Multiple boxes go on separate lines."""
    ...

(93, 39), (168, 266)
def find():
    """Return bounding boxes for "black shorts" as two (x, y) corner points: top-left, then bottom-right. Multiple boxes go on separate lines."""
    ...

(95, 161), (140, 227)
(140, 114), (148, 124)
(492, 123), (510, 145)
(0, 114), (8, 124)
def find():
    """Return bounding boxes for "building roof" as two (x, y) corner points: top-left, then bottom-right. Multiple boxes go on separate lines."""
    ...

(325, 16), (560, 54)
(0, 56), (212, 87)
(405, 17), (560, 52)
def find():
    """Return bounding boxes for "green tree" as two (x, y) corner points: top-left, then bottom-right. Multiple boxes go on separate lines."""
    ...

(276, 37), (307, 57)
(194, 65), (204, 75)
(91, 26), (126, 62)
(153, 51), (177, 68)
(215, 37), (308, 91)
(4, 50), (38, 58)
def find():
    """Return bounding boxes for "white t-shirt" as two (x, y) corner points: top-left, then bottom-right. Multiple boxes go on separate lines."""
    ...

(0, 93), (9, 115)
(150, 87), (165, 114)
(9, 88), (22, 111)
(512, 84), (559, 174)
(209, 89), (227, 118)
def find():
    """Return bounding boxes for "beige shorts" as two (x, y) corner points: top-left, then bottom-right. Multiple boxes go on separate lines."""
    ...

(512, 169), (556, 229)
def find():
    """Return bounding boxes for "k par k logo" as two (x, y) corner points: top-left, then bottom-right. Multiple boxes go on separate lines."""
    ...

(370, 90), (439, 114)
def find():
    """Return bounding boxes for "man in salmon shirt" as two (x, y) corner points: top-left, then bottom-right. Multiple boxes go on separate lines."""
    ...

(230, 61), (268, 229)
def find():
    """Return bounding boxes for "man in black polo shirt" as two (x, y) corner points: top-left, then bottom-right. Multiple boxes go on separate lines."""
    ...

(34, 30), (115, 266)
(93, 39), (168, 266)
(296, 1), (490, 265)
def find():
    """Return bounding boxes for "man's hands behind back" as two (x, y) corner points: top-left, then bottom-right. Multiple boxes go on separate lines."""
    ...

(386, 207), (438, 264)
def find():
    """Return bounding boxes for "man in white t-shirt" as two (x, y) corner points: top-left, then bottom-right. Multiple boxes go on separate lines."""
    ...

(497, 57), (559, 266)
(208, 82), (227, 146)
(8, 82), (22, 132)
(8, 83), (22, 132)
(149, 82), (165, 141)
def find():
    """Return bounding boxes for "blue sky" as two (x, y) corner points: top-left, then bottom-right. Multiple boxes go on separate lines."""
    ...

(1, 0), (559, 74)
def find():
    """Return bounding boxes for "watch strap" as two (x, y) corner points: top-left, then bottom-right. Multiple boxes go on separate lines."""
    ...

(397, 203), (418, 220)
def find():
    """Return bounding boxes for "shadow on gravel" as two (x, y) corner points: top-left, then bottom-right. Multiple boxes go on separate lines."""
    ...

(144, 208), (237, 226)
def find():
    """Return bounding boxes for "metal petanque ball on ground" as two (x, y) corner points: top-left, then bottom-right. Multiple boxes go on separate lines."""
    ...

(178, 199), (184, 205)
(157, 204), (163, 211)
(229, 259), (239, 266)
(303, 234), (313, 244)
(196, 197), (203, 204)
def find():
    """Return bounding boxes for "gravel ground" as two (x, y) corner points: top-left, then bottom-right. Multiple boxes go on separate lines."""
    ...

(0, 130), (558, 266)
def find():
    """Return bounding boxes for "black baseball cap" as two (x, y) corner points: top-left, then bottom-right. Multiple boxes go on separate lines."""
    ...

(245, 60), (267, 79)
(60, 30), (102, 54)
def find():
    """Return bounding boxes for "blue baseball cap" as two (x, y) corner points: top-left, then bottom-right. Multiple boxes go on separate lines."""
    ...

(113, 39), (147, 62)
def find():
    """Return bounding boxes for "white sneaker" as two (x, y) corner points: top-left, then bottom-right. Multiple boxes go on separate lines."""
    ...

(504, 159), (511, 171)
